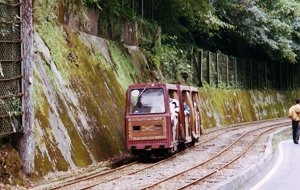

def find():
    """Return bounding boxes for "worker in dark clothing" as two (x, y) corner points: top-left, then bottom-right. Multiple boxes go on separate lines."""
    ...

(288, 98), (300, 144)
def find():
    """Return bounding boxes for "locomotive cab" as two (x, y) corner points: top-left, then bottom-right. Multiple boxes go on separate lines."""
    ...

(125, 83), (203, 157)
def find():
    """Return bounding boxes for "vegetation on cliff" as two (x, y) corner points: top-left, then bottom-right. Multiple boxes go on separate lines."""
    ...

(77, 0), (300, 64)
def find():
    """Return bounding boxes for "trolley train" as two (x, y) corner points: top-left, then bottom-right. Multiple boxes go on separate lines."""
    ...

(125, 83), (204, 157)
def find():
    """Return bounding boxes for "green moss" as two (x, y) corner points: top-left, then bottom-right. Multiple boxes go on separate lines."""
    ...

(36, 21), (71, 84)
(33, 18), (300, 179)
(55, 97), (92, 167)
(33, 68), (45, 111)
(66, 34), (126, 158)
(199, 88), (297, 129)
(108, 42), (136, 89)
(34, 99), (70, 174)
(34, 148), (53, 176)
(35, 22), (126, 168)
(92, 53), (111, 71)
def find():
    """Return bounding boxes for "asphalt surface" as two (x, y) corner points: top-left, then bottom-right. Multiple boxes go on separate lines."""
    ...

(250, 140), (300, 190)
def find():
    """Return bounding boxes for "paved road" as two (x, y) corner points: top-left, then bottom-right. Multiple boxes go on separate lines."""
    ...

(251, 140), (300, 190)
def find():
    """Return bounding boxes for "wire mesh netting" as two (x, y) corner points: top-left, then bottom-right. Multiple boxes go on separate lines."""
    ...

(0, 1), (23, 137)
(0, 60), (21, 78)
(0, 43), (21, 59)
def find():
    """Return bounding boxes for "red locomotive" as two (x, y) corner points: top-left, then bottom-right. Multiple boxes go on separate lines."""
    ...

(125, 83), (204, 157)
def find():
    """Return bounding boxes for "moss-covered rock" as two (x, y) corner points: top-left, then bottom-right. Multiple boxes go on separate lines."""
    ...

(2, 17), (298, 184)
(0, 146), (25, 186)
(199, 88), (293, 129)
(33, 21), (128, 176)
(31, 20), (297, 177)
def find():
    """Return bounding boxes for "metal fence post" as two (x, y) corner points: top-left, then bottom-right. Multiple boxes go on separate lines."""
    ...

(250, 59), (253, 89)
(207, 51), (210, 85)
(226, 55), (229, 87)
(279, 62), (282, 89)
(216, 53), (219, 87)
(199, 50), (203, 85)
(234, 57), (237, 88)
(272, 61), (275, 88)
(265, 61), (267, 88)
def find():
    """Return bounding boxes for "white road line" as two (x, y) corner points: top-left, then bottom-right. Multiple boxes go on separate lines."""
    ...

(250, 140), (288, 190)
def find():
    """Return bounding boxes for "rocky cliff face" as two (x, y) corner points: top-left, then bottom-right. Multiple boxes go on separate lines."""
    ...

(199, 89), (292, 128)
(32, 20), (155, 175)
(0, 20), (296, 182)
(20, 20), (296, 177)
(1, 1), (297, 186)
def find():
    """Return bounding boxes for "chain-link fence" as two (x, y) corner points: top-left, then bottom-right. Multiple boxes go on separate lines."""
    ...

(193, 50), (300, 89)
(0, 0), (23, 137)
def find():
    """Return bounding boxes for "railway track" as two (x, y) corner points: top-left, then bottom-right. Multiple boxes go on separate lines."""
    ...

(32, 118), (289, 190)
(141, 122), (289, 190)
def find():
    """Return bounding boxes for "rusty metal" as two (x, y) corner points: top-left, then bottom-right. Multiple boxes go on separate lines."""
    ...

(0, 58), (22, 62)
(0, 21), (21, 24)
(0, 0), (23, 137)
(0, 40), (22, 43)
(0, 93), (22, 99)
(0, 112), (23, 118)
(0, 2), (21, 6)
(0, 75), (22, 81)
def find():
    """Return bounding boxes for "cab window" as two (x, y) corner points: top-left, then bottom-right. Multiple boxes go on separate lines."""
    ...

(129, 88), (165, 114)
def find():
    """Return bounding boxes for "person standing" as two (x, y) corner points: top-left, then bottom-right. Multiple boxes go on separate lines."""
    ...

(288, 98), (300, 144)
(183, 102), (190, 116)
(169, 97), (179, 142)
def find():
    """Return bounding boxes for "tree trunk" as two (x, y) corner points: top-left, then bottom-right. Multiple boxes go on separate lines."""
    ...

(20, 0), (34, 175)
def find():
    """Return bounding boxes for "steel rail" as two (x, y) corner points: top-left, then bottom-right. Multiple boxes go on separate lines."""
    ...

(42, 119), (287, 190)
(51, 144), (194, 190)
(140, 122), (289, 190)
(49, 126), (229, 190)
(77, 125), (251, 190)
(48, 161), (139, 190)
(78, 144), (204, 190)
(177, 124), (288, 190)
(78, 120), (288, 190)
(78, 120), (287, 190)
(203, 117), (285, 136)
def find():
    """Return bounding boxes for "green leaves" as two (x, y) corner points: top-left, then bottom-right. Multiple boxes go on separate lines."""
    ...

(211, 0), (300, 63)
(33, 0), (300, 64)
